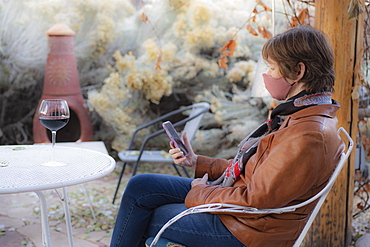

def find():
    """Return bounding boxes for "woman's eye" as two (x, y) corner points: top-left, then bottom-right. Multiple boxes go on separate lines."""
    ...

(266, 64), (274, 70)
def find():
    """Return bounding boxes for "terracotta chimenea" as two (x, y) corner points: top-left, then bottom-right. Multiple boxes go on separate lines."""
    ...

(33, 22), (93, 143)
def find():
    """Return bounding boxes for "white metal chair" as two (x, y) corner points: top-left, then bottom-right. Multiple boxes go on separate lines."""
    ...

(148, 127), (354, 247)
(112, 102), (210, 204)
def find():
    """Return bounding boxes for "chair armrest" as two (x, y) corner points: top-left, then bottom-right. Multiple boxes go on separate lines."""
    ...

(127, 104), (205, 149)
(130, 104), (209, 165)
(148, 203), (296, 247)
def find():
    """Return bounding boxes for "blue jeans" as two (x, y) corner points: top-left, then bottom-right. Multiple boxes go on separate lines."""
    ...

(110, 173), (245, 247)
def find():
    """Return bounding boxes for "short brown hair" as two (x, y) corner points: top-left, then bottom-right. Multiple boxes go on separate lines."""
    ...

(262, 25), (335, 93)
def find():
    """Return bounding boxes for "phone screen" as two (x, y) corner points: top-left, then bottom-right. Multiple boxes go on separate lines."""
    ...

(162, 121), (189, 156)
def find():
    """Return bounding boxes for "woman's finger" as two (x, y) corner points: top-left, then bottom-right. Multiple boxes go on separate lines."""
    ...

(201, 173), (208, 183)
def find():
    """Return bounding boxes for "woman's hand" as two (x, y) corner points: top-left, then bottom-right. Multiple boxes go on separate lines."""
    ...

(191, 173), (208, 188)
(169, 131), (198, 169)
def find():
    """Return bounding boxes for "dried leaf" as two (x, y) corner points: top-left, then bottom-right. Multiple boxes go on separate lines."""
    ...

(155, 52), (163, 71)
(221, 50), (231, 57)
(218, 55), (229, 69)
(357, 202), (364, 210)
(252, 7), (258, 14)
(220, 40), (235, 51)
(257, 1), (272, 12)
(297, 8), (309, 24)
(220, 40), (236, 57)
(246, 24), (258, 36)
(155, 64), (162, 71)
(140, 13), (149, 23)
(218, 40), (236, 69)
(364, 183), (370, 193)
(257, 26), (272, 39)
(290, 17), (299, 28)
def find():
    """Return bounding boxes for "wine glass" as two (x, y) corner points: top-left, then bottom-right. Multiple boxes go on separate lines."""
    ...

(38, 99), (70, 166)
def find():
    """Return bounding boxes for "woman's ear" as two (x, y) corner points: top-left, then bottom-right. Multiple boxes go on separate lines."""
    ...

(296, 62), (306, 82)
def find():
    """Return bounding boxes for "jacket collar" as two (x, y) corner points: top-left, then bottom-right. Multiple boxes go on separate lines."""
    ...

(279, 102), (340, 129)
(290, 101), (340, 120)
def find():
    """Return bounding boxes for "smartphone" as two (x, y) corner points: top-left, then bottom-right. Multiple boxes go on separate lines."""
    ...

(162, 121), (189, 157)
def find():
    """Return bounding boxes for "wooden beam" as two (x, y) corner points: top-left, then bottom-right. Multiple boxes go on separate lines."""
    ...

(302, 0), (363, 246)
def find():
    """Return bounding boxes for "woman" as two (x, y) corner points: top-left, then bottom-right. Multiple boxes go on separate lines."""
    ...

(110, 25), (345, 247)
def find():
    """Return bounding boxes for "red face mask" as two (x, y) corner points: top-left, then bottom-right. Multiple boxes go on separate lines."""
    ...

(262, 73), (295, 100)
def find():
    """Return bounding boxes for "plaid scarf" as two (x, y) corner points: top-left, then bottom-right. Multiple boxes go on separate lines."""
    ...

(211, 91), (334, 187)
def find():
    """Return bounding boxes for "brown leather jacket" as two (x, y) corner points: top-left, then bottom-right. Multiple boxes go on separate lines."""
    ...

(185, 104), (345, 247)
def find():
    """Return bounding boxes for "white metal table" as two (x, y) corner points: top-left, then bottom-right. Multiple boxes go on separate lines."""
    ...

(0, 145), (116, 247)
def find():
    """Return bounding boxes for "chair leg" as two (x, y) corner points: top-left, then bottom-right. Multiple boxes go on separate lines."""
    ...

(131, 160), (141, 176)
(172, 163), (183, 177)
(112, 162), (127, 204)
(181, 166), (191, 178)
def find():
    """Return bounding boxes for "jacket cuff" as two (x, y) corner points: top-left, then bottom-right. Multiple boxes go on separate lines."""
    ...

(194, 156), (230, 181)
(194, 155), (212, 178)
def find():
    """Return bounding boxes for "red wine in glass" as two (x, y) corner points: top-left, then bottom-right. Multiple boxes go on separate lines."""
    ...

(39, 116), (69, 132)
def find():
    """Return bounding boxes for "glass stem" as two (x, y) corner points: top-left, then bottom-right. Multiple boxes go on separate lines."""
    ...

(52, 131), (56, 162)
(52, 131), (56, 148)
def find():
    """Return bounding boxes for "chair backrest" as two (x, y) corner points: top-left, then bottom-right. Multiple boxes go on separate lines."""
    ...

(149, 127), (354, 247)
(183, 102), (210, 142)
(292, 127), (353, 246)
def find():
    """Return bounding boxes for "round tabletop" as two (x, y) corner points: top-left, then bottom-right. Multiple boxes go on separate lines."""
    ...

(0, 145), (116, 194)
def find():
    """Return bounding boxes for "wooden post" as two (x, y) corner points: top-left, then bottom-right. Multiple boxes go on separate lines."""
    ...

(302, 0), (364, 246)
